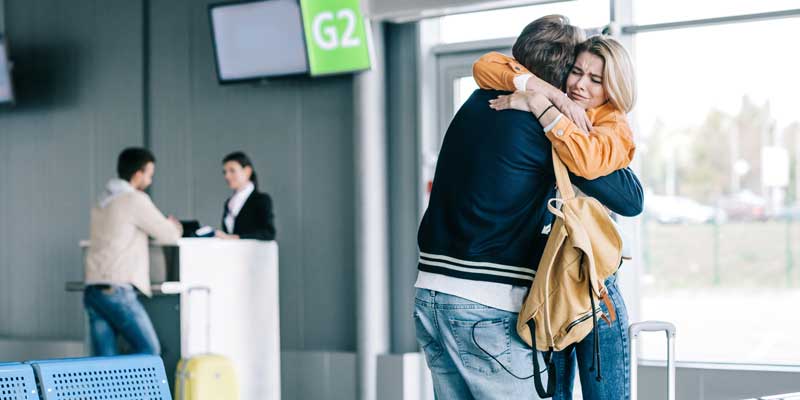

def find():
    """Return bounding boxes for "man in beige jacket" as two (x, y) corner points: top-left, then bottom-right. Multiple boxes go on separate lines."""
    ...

(84, 147), (182, 356)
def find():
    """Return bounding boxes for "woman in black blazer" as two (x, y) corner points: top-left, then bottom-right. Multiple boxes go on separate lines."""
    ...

(215, 152), (276, 241)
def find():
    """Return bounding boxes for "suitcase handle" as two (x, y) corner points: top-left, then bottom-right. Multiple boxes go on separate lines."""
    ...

(630, 321), (676, 338)
(629, 321), (676, 400)
(186, 286), (212, 355)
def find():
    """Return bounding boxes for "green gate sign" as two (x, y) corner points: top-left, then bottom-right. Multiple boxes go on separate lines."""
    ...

(300, 0), (372, 76)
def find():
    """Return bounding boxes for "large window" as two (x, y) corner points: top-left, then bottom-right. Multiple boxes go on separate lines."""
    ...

(439, 0), (609, 44)
(433, 0), (800, 367)
(635, 17), (800, 364)
(453, 76), (479, 114)
(632, 0), (799, 25)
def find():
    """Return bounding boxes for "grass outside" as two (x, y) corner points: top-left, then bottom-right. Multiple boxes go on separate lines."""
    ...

(640, 221), (800, 364)
(642, 220), (800, 290)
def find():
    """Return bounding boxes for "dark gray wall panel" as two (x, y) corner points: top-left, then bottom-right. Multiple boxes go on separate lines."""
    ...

(148, 0), (357, 351)
(0, 0), (357, 352)
(299, 78), (356, 350)
(147, 0), (194, 218)
(386, 22), (421, 354)
(0, 0), (143, 339)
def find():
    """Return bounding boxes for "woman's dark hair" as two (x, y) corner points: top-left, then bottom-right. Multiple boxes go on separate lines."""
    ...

(118, 147), (156, 181)
(223, 151), (258, 189)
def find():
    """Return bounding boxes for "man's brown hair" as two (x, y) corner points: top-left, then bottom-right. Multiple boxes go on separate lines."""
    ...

(512, 15), (585, 89)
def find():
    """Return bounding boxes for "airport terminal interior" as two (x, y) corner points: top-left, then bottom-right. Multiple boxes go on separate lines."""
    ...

(0, 0), (799, 399)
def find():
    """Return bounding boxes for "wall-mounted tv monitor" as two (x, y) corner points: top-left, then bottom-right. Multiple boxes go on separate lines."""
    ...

(0, 34), (14, 104)
(209, 0), (309, 83)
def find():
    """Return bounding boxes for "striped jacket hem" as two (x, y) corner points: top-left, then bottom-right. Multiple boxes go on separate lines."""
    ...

(417, 251), (535, 287)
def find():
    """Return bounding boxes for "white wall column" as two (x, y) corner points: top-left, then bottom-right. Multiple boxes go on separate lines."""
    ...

(354, 21), (390, 400)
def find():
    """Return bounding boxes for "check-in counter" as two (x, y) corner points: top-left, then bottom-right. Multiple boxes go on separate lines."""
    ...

(68, 238), (280, 400)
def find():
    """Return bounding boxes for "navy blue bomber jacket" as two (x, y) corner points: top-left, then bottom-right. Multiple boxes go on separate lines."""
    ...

(417, 90), (644, 287)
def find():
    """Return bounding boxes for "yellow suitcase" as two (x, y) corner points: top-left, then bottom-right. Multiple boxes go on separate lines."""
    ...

(174, 287), (239, 400)
(175, 354), (239, 400)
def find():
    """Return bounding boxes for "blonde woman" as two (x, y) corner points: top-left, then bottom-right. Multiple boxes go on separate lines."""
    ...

(477, 35), (636, 180)
(476, 35), (637, 399)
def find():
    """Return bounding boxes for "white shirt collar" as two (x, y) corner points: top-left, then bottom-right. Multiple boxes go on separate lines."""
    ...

(225, 182), (255, 232)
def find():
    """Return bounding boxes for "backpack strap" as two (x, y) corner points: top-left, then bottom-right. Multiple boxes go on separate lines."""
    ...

(527, 320), (556, 398)
(551, 147), (575, 200)
(552, 146), (613, 299)
(542, 237), (557, 348)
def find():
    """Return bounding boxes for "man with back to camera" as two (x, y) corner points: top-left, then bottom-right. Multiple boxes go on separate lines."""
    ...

(84, 147), (182, 356)
(413, 15), (644, 398)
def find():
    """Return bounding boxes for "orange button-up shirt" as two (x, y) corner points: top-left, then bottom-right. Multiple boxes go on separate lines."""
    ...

(473, 52), (635, 179)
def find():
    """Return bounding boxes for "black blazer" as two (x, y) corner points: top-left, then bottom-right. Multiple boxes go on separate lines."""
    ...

(222, 191), (277, 241)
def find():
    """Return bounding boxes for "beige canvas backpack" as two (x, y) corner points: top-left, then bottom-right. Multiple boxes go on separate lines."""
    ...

(518, 148), (624, 397)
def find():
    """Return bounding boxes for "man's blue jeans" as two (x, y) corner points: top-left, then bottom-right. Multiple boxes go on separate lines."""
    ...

(414, 275), (629, 400)
(83, 285), (161, 356)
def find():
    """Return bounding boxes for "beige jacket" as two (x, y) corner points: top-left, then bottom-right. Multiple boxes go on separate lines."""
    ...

(85, 190), (181, 296)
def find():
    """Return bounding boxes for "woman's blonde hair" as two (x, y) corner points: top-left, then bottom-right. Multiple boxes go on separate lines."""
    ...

(576, 36), (636, 113)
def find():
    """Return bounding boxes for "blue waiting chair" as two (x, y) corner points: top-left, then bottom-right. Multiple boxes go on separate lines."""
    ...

(27, 355), (171, 400)
(0, 362), (38, 400)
